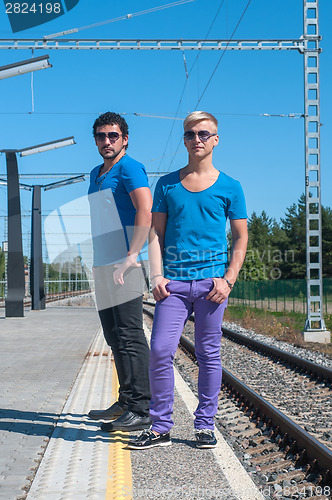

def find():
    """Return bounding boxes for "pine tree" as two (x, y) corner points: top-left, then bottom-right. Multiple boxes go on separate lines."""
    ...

(279, 194), (307, 279)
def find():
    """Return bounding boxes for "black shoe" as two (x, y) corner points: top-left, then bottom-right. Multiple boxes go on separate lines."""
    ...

(88, 401), (127, 420)
(127, 429), (171, 449)
(100, 410), (152, 432)
(195, 429), (217, 449)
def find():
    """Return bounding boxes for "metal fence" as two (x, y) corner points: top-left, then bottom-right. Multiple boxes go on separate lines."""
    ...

(228, 279), (332, 315)
(0, 279), (93, 300)
(45, 279), (93, 295)
(1, 278), (332, 315)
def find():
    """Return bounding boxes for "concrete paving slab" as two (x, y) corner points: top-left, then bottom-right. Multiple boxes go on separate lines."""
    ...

(26, 327), (129, 500)
(135, 324), (264, 500)
(1, 307), (264, 500)
(0, 307), (100, 500)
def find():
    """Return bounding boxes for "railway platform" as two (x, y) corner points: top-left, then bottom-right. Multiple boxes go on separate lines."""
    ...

(0, 307), (263, 500)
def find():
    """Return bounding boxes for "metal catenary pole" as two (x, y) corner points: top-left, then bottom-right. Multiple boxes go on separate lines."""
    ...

(302, 0), (328, 338)
(30, 185), (46, 310)
(4, 152), (25, 317)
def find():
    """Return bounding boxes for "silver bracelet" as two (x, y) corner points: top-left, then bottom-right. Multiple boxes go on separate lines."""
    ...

(151, 274), (163, 280)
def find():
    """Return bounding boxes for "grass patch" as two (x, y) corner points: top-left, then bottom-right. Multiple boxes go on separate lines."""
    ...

(325, 314), (332, 333)
(224, 305), (332, 358)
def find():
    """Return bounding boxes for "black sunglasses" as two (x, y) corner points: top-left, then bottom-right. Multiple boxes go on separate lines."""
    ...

(95, 131), (122, 142)
(183, 130), (217, 142)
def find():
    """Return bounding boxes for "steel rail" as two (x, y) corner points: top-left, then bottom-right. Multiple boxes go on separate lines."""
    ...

(179, 332), (332, 474)
(222, 327), (332, 383)
(143, 304), (332, 473)
(143, 301), (332, 383)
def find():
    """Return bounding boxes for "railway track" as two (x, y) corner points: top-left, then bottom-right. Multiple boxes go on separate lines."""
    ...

(143, 302), (332, 500)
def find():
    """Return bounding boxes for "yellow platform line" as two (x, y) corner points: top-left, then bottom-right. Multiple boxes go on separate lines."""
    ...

(106, 361), (133, 499)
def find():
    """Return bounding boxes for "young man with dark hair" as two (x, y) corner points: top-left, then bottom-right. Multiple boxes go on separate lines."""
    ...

(88, 112), (152, 432)
(128, 111), (248, 449)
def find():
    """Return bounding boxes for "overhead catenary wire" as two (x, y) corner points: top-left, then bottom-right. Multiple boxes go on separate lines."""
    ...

(0, 111), (304, 118)
(134, 112), (304, 120)
(164, 0), (254, 175)
(134, 113), (183, 120)
(44, 0), (196, 39)
(0, 110), (303, 180)
(182, 51), (189, 79)
(30, 70), (34, 113)
(194, 0), (253, 109)
(154, 0), (226, 186)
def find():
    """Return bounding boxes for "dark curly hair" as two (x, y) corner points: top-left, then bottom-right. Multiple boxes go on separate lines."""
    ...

(93, 112), (129, 149)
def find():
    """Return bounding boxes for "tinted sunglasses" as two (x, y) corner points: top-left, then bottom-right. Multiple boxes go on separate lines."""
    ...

(183, 130), (217, 142)
(95, 131), (122, 142)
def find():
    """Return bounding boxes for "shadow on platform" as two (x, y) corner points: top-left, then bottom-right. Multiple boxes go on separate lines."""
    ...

(0, 408), (111, 442)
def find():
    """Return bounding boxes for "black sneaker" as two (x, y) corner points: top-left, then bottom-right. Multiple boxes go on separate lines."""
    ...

(127, 429), (171, 449)
(195, 429), (217, 449)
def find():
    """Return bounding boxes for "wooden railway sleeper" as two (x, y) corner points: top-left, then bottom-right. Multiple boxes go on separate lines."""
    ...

(250, 451), (287, 465)
(266, 469), (306, 484)
(245, 443), (276, 455)
(259, 459), (295, 473)
(235, 428), (261, 438)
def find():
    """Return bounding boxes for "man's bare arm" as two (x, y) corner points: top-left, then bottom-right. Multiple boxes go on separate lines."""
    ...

(148, 212), (170, 301)
(113, 186), (152, 285)
(206, 218), (248, 303)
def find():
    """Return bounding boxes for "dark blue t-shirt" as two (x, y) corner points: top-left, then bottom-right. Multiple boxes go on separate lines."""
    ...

(89, 155), (149, 266)
(152, 169), (247, 280)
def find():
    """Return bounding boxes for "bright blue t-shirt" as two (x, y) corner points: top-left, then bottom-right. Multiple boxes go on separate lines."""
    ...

(152, 169), (247, 280)
(88, 154), (149, 266)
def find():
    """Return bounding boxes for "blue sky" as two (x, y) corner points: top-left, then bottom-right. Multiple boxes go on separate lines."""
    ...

(0, 0), (331, 257)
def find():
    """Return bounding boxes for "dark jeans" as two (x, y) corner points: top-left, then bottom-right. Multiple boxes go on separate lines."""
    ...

(95, 264), (150, 416)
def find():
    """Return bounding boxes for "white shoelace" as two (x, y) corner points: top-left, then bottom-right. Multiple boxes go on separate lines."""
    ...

(195, 429), (214, 437)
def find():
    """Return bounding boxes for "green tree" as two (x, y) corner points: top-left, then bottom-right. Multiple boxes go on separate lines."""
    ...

(279, 194), (307, 279)
(248, 210), (274, 248)
(244, 211), (281, 280)
(239, 241), (268, 281)
(278, 194), (332, 279)
(230, 197), (332, 281)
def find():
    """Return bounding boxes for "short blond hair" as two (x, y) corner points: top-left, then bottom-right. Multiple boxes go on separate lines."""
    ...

(183, 111), (218, 132)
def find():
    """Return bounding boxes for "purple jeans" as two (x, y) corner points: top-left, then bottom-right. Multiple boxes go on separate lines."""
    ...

(149, 278), (227, 434)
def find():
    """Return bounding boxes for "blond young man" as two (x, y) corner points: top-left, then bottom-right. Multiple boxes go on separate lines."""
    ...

(128, 111), (248, 449)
